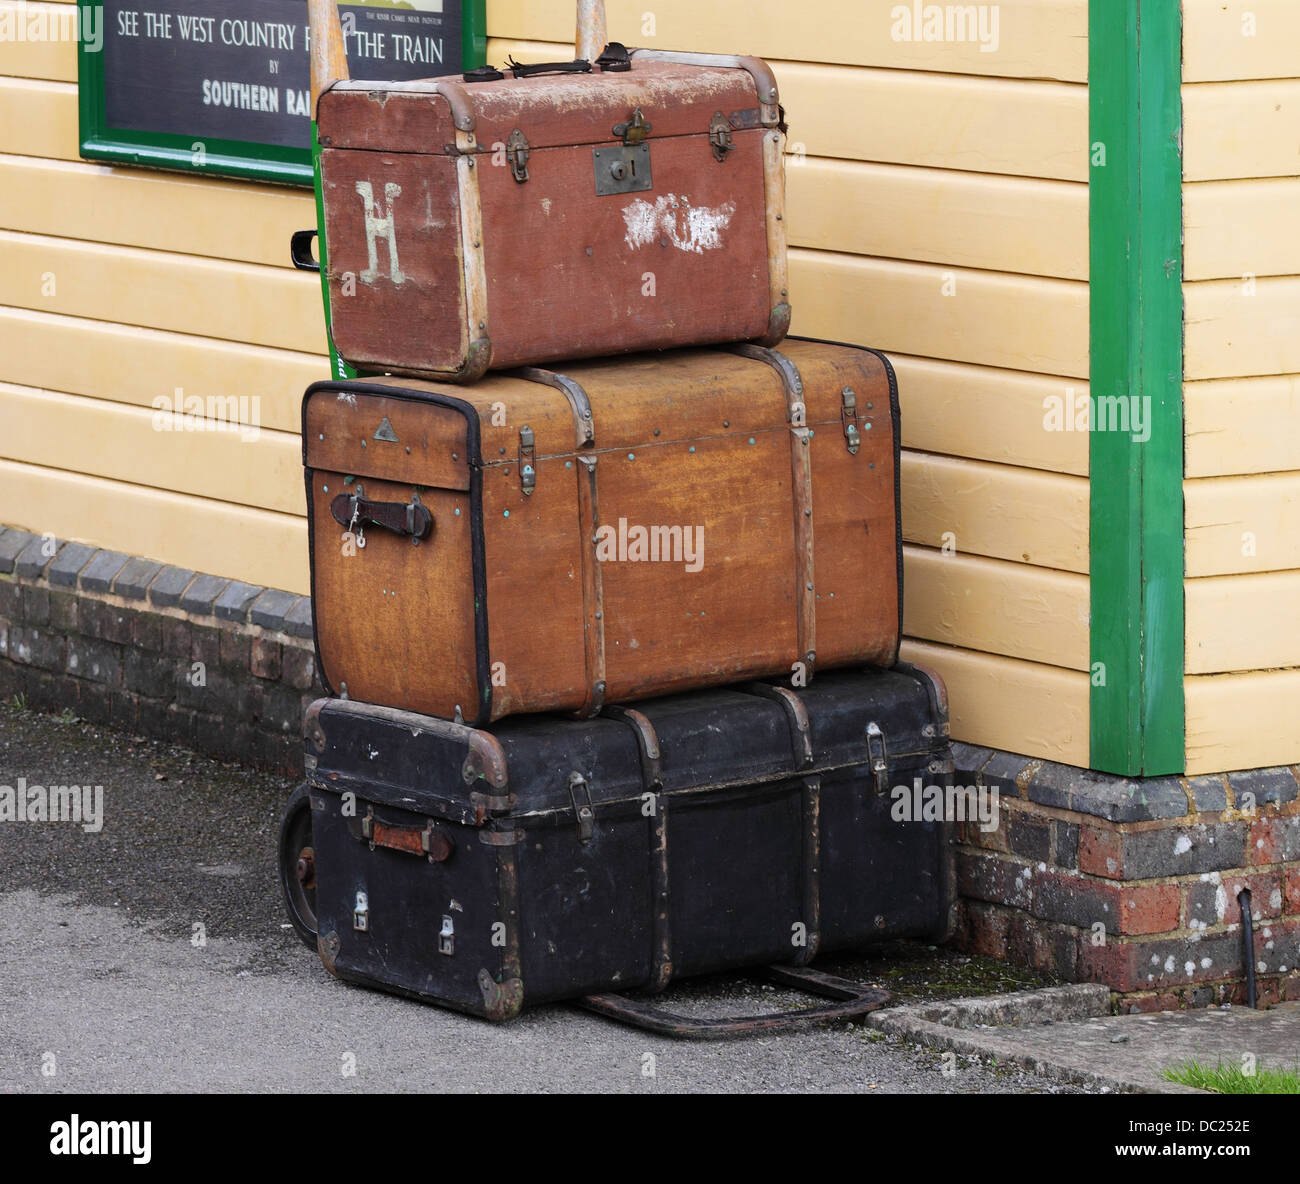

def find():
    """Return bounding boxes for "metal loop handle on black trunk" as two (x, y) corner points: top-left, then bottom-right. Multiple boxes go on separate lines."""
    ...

(578, 966), (890, 1039)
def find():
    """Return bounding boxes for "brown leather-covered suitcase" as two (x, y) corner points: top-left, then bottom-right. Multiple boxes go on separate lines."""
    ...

(302, 339), (902, 724)
(313, 31), (789, 382)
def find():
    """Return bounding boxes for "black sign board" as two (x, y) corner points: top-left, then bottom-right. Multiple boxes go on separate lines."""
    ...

(78, 0), (487, 185)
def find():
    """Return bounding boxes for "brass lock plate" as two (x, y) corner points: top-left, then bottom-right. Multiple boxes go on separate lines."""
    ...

(593, 144), (652, 196)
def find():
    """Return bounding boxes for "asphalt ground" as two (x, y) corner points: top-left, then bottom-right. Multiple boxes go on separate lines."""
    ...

(0, 701), (1090, 1094)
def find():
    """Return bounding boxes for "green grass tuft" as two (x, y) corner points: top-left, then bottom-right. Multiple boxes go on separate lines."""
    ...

(1163, 1060), (1300, 1094)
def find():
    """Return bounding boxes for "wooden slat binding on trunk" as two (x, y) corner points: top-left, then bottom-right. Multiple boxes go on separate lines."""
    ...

(455, 152), (492, 382)
(512, 364), (604, 714)
(730, 345), (817, 677)
(762, 126), (791, 344)
(797, 776), (822, 966)
(575, 454), (607, 717)
(602, 704), (672, 992)
(739, 682), (814, 768)
(478, 841), (524, 1020)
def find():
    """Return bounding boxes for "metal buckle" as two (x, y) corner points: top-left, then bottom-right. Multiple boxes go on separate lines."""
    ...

(567, 771), (596, 843)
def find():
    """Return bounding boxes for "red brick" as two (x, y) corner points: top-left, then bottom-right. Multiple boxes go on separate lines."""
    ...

(1124, 993), (1165, 1014)
(250, 636), (281, 681)
(1080, 825), (1123, 879)
(219, 628), (250, 671)
(1080, 929), (1246, 994)
(1118, 883), (1182, 935)
(1286, 869), (1300, 914)
(1248, 817), (1281, 866)
(281, 646), (316, 692)
(1123, 992), (1190, 1018)
(963, 818), (1009, 853)
(1220, 871), (1285, 923)
(1283, 975), (1300, 1002)
(1078, 936), (1131, 990)
(961, 901), (1010, 961)
(1031, 921), (1079, 979)
(1005, 910), (1033, 963)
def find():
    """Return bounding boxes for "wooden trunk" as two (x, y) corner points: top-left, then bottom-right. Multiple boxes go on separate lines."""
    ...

(302, 340), (901, 724)
(315, 51), (789, 382)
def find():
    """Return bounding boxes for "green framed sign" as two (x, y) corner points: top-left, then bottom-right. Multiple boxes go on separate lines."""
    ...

(77, 0), (487, 187)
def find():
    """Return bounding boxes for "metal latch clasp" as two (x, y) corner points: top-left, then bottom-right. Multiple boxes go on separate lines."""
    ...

(866, 721), (889, 793)
(567, 771), (595, 843)
(507, 128), (530, 183)
(709, 111), (735, 162)
(353, 890), (370, 932)
(841, 386), (862, 455)
(439, 915), (455, 956)
(518, 425), (536, 495)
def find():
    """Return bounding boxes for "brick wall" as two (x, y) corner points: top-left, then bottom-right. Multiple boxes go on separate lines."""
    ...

(0, 527), (320, 775)
(5, 519), (1299, 1013)
(953, 744), (1300, 1011)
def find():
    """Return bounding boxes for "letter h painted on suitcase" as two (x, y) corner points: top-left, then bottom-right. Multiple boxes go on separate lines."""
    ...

(354, 181), (405, 285)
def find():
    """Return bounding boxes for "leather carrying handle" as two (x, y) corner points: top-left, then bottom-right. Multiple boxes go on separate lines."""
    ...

(290, 229), (320, 272)
(506, 56), (593, 77)
(359, 809), (454, 862)
(330, 491), (433, 543)
(467, 44), (632, 83)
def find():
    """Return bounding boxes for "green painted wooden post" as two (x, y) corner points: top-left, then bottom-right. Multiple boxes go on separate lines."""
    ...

(311, 121), (353, 382)
(1088, 0), (1185, 775)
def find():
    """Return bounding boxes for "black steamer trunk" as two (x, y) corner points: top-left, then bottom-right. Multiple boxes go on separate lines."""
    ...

(302, 664), (956, 1019)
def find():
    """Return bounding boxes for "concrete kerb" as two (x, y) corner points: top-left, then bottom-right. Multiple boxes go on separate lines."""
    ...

(865, 984), (1200, 1093)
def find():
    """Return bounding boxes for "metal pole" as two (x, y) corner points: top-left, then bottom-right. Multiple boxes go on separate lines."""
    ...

(576, 0), (607, 62)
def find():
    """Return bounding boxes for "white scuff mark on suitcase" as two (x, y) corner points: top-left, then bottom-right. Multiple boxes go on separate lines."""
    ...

(336, 391), (357, 406)
(622, 194), (736, 254)
(423, 189), (445, 231)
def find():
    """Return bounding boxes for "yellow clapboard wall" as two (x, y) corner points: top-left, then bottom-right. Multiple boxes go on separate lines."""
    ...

(0, 2), (1092, 766)
(1181, 1), (1300, 771)
(488, 0), (1087, 81)
(487, 23), (1091, 764)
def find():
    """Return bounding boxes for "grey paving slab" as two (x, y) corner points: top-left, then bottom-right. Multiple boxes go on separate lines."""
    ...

(869, 990), (1300, 1094)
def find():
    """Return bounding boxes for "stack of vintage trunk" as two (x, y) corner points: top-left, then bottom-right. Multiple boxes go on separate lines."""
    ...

(279, 0), (955, 1031)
